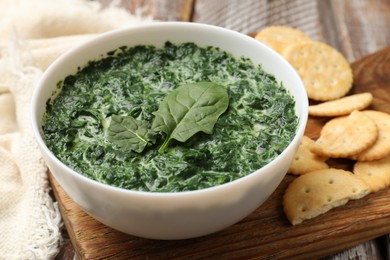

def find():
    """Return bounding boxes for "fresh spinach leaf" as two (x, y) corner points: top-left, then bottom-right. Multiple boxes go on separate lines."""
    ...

(152, 82), (229, 153)
(107, 115), (156, 153)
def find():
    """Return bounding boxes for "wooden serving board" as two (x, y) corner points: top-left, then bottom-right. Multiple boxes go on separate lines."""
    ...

(49, 46), (390, 260)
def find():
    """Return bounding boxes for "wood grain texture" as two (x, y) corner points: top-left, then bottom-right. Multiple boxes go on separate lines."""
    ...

(193, 0), (321, 39)
(194, 0), (390, 64)
(103, 0), (390, 62)
(50, 175), (390, 260)
(328, 0), (390, 62)
(100, 0), (194, 21)
(50, 47), (390, 260)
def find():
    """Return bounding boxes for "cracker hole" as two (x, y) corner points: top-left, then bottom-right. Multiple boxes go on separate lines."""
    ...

(310, 81), (320, 88)
(301, 207), (307, 212)
(327, 197), (333, 202)
(329, 79), (337, 85)
(329, 179), (334, 184)
(368, 171), (373, 176)
(352, 188), (357, 193)
(305, 188), (310, 193)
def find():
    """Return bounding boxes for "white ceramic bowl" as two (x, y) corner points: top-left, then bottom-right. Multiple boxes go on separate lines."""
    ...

(31, 22), (308, 240)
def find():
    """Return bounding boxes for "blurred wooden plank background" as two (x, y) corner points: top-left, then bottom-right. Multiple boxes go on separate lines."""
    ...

(109, 0), (390, 62)
(56, 0), (390, 259)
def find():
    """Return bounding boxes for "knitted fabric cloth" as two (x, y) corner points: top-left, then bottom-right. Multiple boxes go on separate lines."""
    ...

(0, 0), (150, 258)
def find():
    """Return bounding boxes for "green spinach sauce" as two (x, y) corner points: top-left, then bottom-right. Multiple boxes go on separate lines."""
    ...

(43, 42), (298, 192)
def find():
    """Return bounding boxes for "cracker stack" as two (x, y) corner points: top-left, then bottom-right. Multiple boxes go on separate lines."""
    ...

(255, 26), (390, 225)
(256, 26), (353, 101)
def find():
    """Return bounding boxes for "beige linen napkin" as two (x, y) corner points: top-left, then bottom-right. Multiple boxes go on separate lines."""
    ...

(0, 0), (151, 258)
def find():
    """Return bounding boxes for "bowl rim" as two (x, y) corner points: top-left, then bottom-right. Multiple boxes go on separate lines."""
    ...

(31, 21), (308, 198)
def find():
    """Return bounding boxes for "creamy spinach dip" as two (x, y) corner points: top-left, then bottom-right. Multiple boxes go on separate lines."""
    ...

(43, 42), (298, 192)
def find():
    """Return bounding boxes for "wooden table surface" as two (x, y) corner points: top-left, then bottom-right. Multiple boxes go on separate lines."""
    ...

(56, 0), (390, 259)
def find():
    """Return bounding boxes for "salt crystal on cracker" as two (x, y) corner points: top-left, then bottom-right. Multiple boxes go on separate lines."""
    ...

(284, 41), (353, 101)
(283, 168), (371, 225)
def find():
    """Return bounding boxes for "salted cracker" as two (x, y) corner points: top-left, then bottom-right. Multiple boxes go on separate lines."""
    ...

(309, 92), (373, 117)
(312, 111), (378, 158)
(283, 168), (371, 225)
(353, 155), (390, 192)
(254, 26), (311, 55)
(284, 41), (353, 101)
(350, 110), (390, 161)
(288, 136), (329, 175)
